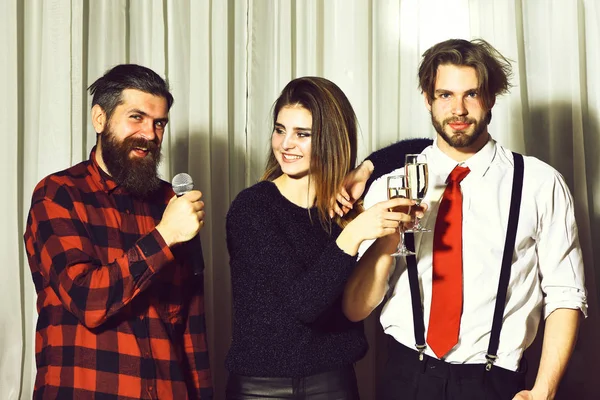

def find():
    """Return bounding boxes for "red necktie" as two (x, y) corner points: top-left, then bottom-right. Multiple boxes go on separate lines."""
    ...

(427, 165), (471, 358)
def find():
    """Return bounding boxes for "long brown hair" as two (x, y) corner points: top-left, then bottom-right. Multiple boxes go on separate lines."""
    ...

(418, 39), (513, 113)
(261, 76), (359, 232)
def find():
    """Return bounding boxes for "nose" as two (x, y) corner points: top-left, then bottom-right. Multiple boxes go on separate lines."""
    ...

(451, 97), (467, 116)
(281, 133), (295, 150)
(140, 119), (157, 141)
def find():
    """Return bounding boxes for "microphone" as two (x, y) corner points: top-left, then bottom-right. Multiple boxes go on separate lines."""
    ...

(171, 173), (205, 276)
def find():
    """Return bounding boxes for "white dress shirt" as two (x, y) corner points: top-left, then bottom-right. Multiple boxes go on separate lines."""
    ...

(360, 137), (587, 371)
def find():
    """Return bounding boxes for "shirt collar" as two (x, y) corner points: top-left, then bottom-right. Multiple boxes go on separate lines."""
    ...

(88, 146), (119, 193)
(430, 135), (497, 182)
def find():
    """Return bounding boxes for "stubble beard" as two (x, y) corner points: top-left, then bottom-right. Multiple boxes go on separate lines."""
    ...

(431, 112), (489, 148)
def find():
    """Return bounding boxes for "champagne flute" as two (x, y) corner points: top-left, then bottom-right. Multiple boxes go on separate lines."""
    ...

(405, 154), (431, 232)
(387, 174), (415, 257)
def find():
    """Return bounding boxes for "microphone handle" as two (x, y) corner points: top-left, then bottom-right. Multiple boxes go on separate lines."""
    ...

(174, 192), (205, 276)
(192, 233), (205, 276)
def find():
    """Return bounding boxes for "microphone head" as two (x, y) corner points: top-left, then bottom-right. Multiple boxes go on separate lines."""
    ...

(172, 173), (194, 196)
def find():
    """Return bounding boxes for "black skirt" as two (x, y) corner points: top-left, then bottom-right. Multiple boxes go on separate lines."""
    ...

(226, 365), (360, 399)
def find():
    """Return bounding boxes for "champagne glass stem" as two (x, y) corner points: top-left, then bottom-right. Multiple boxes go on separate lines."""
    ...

(400, 230), (407, 253)
(414, 200), (422, 229)
(390, 227), (414, 257)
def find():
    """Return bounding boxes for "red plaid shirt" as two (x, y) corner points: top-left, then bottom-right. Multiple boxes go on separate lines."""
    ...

(24, 148), (212, 399)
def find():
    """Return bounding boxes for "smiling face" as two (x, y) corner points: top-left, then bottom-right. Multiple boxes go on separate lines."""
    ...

(426, 64), (492, 158)
(271, 105), (313, 180)
(93, 88), (169, 197)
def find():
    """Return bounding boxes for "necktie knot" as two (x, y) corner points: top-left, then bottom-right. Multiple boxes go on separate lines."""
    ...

(448, 165), (470, 184)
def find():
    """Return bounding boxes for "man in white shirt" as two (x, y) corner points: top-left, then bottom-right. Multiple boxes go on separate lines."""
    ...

(340, 39), (587, 400)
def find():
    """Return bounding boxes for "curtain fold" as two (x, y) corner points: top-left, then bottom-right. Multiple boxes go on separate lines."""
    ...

(3, 1), (600, 399)
(0, 0), (22, 398)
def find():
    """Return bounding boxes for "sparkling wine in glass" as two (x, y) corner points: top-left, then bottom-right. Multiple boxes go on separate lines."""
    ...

(387, 174), (415, 257)
(405, 154), (431, 233)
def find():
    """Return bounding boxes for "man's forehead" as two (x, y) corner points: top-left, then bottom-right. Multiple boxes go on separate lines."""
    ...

(434, 64), (479, 90)
(117, 88), (168, 115)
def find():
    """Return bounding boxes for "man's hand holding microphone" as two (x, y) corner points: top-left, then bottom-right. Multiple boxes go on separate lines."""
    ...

(156, 190), (205, 247)
(156, 173), (206, 276)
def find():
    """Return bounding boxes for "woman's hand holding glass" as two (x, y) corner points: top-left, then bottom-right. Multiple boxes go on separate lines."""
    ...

(337, 196), (414, 256)
(386, 174), (415, 256)
(353, 197), (414, 238)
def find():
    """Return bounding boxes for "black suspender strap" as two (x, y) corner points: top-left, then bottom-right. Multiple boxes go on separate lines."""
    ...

(404, 234), (426, 359)
(485, 152), (524, 370)
(404, 152), (525, 367)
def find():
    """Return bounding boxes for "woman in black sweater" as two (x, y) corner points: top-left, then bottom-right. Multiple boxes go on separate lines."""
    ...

(225, 77), (414, 399)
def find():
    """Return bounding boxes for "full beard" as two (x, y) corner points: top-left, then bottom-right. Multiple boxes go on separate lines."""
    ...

(100, 128), (162, 198)
(431, 112), (489, 148)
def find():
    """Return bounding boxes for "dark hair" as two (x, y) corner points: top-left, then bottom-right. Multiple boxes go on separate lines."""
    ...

(262, 76), (359, 231)
(88, 64), (174, 121)
(418, 39), (512, 109)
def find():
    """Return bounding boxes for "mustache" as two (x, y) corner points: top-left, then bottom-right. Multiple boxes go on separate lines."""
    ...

(444, 117), (476, 124)
(123, 136), (160, 153)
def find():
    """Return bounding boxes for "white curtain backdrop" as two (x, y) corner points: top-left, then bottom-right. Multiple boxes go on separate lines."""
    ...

(2, 0), (599, 399)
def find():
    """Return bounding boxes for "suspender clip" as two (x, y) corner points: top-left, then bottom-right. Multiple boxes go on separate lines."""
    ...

(485, 354), (497, 371)
(415, 344), (427, 361)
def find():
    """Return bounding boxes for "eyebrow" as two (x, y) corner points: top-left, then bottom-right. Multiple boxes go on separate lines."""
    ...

(129, 108), (169, 124)
(274, 122), (312, 131)
(434, 88), (478, 95)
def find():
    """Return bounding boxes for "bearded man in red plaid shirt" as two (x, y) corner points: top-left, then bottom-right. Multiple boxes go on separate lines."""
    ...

(24, 64), (213, 399)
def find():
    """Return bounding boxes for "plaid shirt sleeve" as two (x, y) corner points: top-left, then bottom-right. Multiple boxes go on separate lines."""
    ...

(25, 177), (175, 329)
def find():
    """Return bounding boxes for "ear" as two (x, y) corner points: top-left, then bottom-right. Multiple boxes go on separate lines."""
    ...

(423, 92), (433, 112)
(91, 104), (107, 134)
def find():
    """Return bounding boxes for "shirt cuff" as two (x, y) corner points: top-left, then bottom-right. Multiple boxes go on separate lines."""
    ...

(543, 287), (588, 319)
(130, 229), (175, 280)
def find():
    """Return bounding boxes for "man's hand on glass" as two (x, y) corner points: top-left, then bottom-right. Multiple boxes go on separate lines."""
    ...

(330, 160), (374, 218)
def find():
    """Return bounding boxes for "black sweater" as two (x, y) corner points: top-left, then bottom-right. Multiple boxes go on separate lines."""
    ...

(225, 181), (367, 378)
